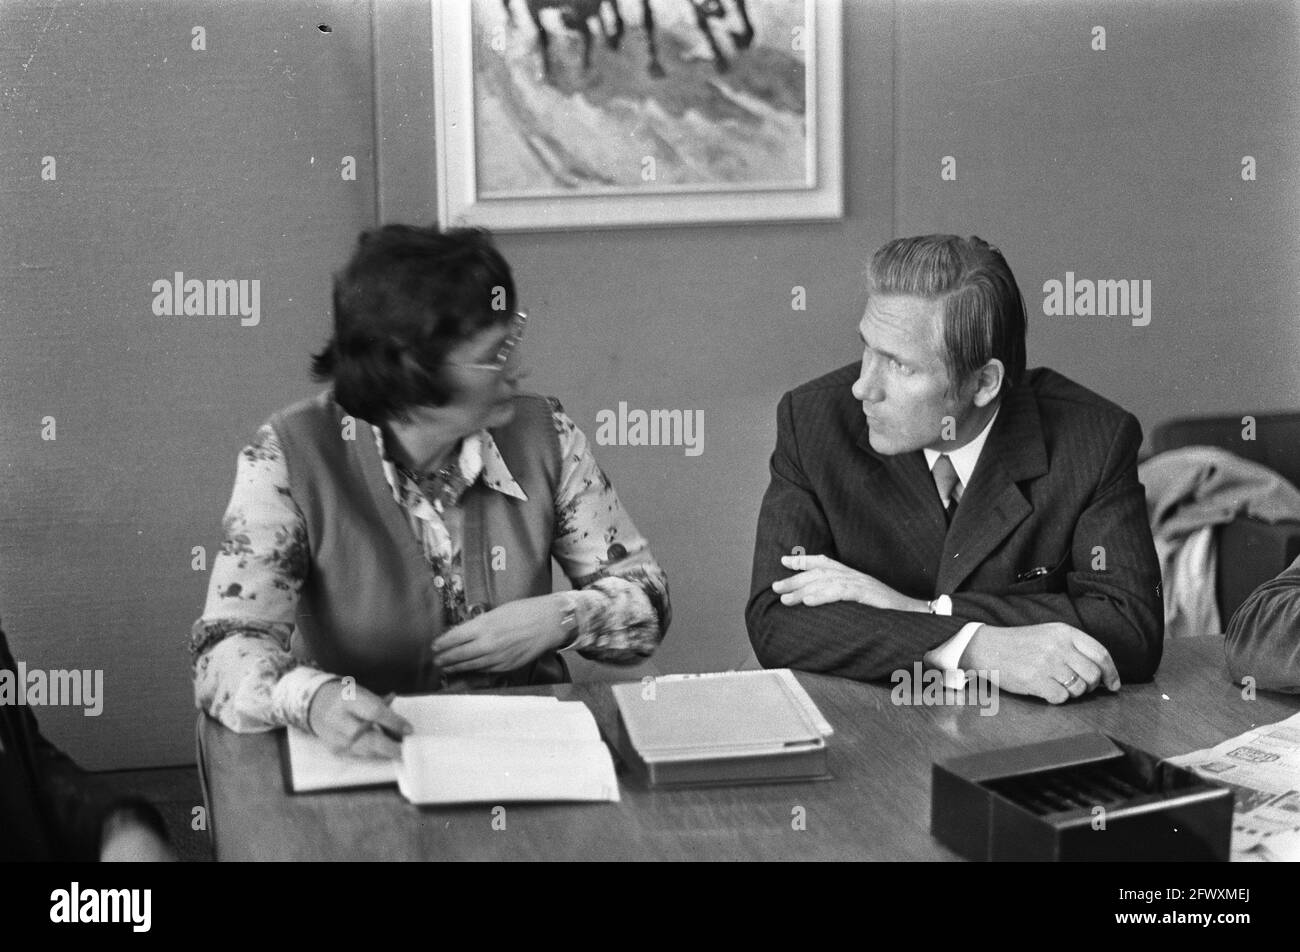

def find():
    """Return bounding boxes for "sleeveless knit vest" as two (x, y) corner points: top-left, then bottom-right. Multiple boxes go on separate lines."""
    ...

(270, 390), (566, 694)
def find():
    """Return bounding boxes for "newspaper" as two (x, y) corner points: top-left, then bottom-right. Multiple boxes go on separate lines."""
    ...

(1167, 711), (1300, 861)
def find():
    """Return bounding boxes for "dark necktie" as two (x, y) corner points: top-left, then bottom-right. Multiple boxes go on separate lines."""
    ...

(932, 454), (963, 525)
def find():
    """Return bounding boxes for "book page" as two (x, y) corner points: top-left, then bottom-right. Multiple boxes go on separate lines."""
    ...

(396, 736), (619, 804)
(286, 727), (400, 793)
(390, 694), (596, 741)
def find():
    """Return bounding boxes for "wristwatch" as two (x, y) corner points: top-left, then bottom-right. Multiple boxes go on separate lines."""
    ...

(557, 591), (581, 649)
(927, 594), (953, 616)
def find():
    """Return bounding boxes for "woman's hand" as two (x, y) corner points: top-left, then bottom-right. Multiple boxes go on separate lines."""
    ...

(307, 681), (413, 759)
(432, 595), (568, 675)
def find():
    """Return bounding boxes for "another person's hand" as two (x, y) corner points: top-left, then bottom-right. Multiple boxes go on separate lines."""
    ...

(432, 595), (569, 675)
(773, 553), (926, 612)
(307, 680), (412, 759)
(99, 810), (177, 862)
(962, 622), (1121, 703)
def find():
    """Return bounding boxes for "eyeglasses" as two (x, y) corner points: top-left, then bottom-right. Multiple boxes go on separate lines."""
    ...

(447, 309), (528, 373)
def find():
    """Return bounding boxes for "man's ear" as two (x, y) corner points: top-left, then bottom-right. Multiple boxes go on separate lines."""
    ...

(971, 359), (1005, 408)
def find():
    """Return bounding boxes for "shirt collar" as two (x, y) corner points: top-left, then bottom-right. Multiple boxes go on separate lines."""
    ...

(371, 424), (528, 503)
(922, 405), (1001, 489)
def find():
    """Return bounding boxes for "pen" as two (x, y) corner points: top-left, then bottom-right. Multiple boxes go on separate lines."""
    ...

(1016, 566), (1052, 582)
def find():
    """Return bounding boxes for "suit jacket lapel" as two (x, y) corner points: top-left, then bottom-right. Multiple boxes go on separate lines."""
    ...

(855, 420), (949, 578)
(938, 383), (1049, 592)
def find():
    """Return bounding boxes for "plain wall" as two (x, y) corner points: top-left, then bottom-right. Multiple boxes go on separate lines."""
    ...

(894, 0), (1300, 428)
(2, 0), (1296, 769)
(1, 0), (378, 769)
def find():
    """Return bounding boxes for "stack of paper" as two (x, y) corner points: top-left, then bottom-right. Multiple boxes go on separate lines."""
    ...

(286, 694), (619, 805)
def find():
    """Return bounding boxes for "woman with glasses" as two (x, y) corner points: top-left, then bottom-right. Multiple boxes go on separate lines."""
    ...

(190, 225), (670, 757)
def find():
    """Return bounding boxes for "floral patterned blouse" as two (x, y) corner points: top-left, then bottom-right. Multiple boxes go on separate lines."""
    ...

(191, 398), (670, 733)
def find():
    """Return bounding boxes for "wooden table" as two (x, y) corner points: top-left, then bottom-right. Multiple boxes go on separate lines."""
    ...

(197, 635), (1300, 861)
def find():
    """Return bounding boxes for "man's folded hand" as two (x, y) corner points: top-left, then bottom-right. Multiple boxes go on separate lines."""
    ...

(962, 622), (1121, 703)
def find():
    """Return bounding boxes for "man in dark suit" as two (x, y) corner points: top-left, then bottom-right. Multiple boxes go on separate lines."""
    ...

(746, 235), (1163, 703)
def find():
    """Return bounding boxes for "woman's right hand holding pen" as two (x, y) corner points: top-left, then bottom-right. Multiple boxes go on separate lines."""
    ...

(307, 680), (414, 759)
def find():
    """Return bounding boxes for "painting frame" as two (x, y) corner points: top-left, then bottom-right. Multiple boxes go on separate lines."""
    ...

(432, 0), (844, 232)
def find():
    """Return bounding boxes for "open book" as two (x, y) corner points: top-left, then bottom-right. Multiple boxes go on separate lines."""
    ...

(286, 694), (619, 805)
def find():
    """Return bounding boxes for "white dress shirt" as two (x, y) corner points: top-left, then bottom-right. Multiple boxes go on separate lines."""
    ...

(921, 407), (999, 684)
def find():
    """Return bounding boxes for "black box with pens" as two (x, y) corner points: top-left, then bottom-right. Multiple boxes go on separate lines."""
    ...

(930, 732), (1233, 861)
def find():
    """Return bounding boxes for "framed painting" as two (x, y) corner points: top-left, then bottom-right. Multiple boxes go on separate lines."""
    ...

(433, 0), (844, 231)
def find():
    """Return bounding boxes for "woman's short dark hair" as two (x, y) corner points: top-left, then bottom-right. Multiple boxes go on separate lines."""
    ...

(866, 235), (1027, 395)
(311, 224), (516, 423)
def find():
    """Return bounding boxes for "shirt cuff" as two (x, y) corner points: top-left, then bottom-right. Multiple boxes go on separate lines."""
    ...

(558, 589), (603, 653)
(923, 622), (983, 690)
(273, 666), (340, 733)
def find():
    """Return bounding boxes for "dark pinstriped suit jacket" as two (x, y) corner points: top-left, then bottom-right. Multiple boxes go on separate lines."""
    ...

(746, 364), (1164, 683)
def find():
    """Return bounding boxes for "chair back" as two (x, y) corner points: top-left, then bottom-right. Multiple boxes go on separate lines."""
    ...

(1151, 413), (1300, 487)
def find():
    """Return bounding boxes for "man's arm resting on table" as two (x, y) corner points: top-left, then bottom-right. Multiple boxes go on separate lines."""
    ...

(951, 415), (1163, 683)
(951, 589), (1159, 684)
(1225, 553), (1300, 693)
(745, 392), (970, 679)
(749, 404), (1156, 696)
(748, 594), (976, 680)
